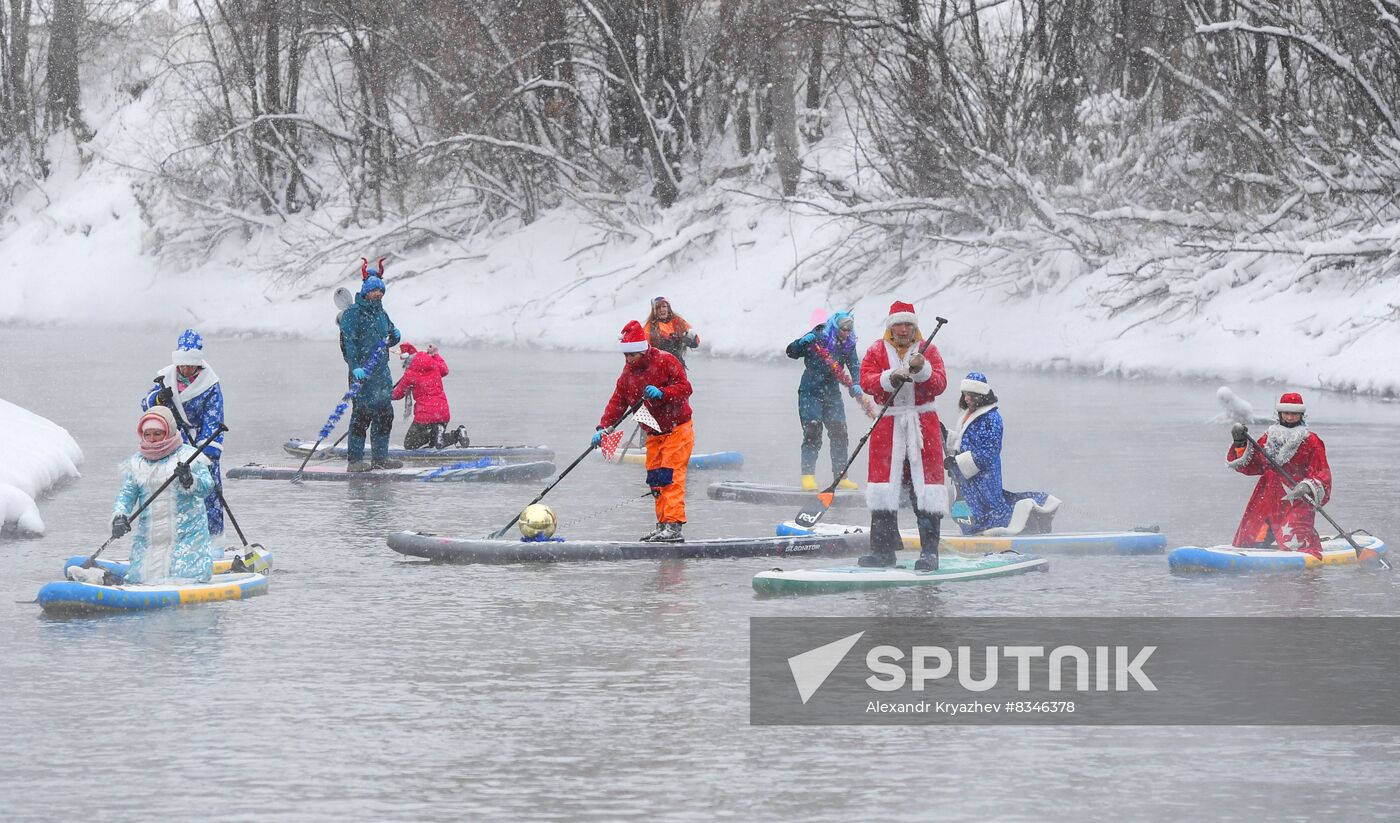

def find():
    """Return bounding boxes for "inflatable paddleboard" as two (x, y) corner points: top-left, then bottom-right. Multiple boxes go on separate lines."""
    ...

(283, 438), (554, 463)
(38, 572), (269, 613)
(387, 529), (869, 563)
(707, 481), (867, 507)
(611, 451), (744, 470)
(753, 553), (1049, 595)
(228, 461), (555, 483)
(777, 521), (1165, 556)
(1168, 534), (1388, 572)
(64, 546), (273, 579)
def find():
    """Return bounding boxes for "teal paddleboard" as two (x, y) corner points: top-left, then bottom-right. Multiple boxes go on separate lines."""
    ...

(753, 552), (1048, 595)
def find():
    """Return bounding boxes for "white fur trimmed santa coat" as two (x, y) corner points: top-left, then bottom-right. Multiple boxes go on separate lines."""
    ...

(858, 335), (948, 513)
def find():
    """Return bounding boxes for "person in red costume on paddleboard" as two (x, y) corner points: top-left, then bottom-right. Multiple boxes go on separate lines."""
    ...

(856, 301), (948, 570)
(594, 320), (695, 543)
(1228, 391), (1332, 558)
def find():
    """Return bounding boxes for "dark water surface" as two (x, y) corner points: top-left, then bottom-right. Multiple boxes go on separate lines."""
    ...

(2, 325), (1398, 821)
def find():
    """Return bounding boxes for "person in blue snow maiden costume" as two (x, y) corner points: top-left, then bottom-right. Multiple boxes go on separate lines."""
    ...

(339, 265), (403, 471)
(944, 372), (1061, 535)
(110, 407), (216, 584)
(144, 328), (226, 538)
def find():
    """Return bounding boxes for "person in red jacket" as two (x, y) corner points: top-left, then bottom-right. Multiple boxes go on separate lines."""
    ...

(594, 320), (695, 542)
(1228, 391), (1332, 558)
(856, 301), (948, 570)
(392, 343), (468, 450)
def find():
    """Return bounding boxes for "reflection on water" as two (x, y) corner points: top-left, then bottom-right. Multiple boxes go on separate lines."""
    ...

(2, 324), (1399, 821)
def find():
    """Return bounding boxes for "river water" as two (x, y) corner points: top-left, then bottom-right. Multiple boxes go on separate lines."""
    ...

(2, 324), (1398, 821)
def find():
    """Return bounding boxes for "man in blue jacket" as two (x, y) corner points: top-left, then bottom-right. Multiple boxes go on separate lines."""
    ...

(339, 274), (402, 471)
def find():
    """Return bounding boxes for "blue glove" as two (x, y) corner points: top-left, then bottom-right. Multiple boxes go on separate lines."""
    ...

(388, 328), (401, 347)
(644, 385), (664, 400)
(591, 429), (604, 447)
(352, 368), (368, 382)
(849, 385), (862, 399)
(800, 332), (817, 346)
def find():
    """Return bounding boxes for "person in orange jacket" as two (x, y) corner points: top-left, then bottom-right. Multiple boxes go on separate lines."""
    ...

(645, 297), (700, 369)
(594, 320), (695, 542)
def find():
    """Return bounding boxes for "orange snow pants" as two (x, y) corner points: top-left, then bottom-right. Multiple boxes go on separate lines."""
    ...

(646, 419), (694, 524)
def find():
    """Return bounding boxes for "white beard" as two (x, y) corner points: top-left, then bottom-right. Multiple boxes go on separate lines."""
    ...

(1263, 422), (1309, 466)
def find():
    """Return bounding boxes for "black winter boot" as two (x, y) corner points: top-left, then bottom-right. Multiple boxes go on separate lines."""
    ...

(858, 510), (900, 567)
(913, 511), (941, 571)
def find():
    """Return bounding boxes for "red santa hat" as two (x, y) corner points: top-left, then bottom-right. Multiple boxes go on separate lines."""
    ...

(884, 300), (918, 329)
(1277, 392), (1306, 413)
(398, 343), (418, 356)
(619, 320), (649, 353)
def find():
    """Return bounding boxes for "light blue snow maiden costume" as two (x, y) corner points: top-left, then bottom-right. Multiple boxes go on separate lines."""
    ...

(143, 329), (226, 538)
(945, 372), (1061, 535)
(115, 410), (216, 584)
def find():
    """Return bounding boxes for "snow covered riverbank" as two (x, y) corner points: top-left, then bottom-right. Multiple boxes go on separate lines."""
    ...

(5, 176), (1397, 397)
(0, 399), (83, 536)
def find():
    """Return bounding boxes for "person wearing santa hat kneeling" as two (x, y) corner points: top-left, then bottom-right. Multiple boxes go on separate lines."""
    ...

(594, 320), (696, 542)
(1227, 391), (1332, 559)
(857, 301), (948, 570)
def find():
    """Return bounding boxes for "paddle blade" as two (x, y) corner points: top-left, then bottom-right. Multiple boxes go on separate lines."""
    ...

(794, 494), (834, 529)
(599, 429), (624, 462)
(1357, 547), (1391, 571)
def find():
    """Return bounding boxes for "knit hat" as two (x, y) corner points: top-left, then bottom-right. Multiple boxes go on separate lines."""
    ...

(960, 371), (992, 395)
(885, 300), (918, 329)
(399, 343), (418, 356)
(1277, 392), (1306, 413)
(138, 406), (177, 436)
(361, 276), (387, 297)
(172, 329), (207, 367)
(619, 320), (649, 353)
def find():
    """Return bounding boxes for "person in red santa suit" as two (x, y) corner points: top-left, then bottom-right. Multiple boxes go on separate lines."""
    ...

(1228, 391), (1332, 559)
(856, 301), (948, 570)
(594, 320), (696, 543)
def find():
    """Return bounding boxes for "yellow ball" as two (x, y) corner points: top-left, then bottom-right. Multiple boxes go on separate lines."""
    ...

(518, 503), (557, 538)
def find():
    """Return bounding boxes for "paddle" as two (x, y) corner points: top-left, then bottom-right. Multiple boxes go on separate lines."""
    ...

(293, 335), (391, 482)
(81, 425), (228, 569)
(489, 401), (643, 539)
(794, 317), (948, 528)
(1236, 425), (1390, 570)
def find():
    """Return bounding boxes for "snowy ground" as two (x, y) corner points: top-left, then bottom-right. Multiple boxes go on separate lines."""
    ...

(0, 399), (83, 536)
(5, 170), (1397, 398)
(1, 17), (1396, 397)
